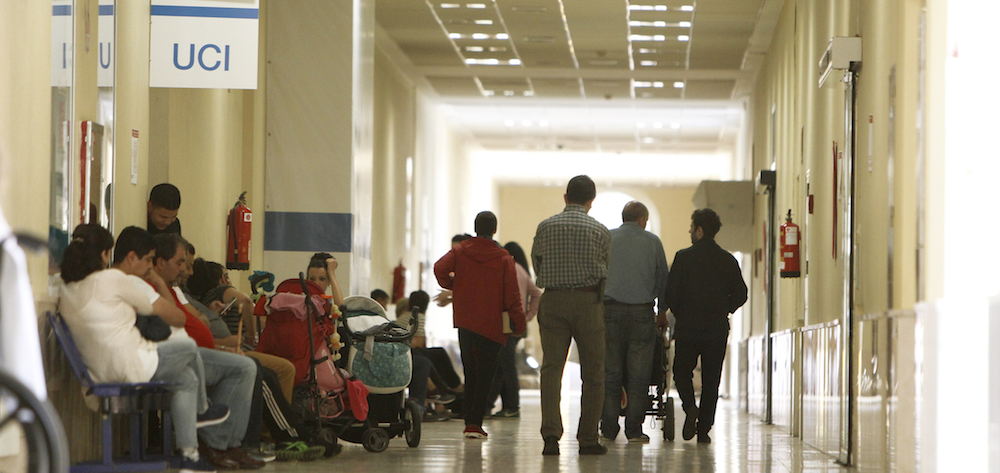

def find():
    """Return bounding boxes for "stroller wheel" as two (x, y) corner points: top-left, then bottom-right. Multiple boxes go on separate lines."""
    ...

(663, 397), (675, 441)
(362, 428), (390, 452)
(404, 400), (422, 447)
(319, 427), (341, 457)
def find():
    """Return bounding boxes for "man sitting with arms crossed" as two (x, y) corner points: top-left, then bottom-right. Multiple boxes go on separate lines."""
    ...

(149, 233), (263, 469)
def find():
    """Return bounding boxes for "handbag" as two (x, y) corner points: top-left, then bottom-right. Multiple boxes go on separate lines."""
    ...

(135, 315), (171, 341)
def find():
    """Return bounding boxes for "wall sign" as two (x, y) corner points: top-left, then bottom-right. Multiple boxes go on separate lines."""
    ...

(149, 0), (259, 89)
(98, 0), (115, 87)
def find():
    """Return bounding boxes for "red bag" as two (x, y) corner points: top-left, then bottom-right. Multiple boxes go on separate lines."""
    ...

(343, 378), (370, 421)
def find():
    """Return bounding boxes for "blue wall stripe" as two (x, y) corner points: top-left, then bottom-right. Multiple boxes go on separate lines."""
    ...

(150, 5), (258, 19)
(99, 5), (114, 15)
(53, 5), (71, 16)
(264, 212), (352, 253)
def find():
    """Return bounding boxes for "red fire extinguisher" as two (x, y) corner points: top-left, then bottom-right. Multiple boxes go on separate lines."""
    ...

(780, 209), (801, 278)
(392, 261), (406, 303)
(227, 192), (252, 270)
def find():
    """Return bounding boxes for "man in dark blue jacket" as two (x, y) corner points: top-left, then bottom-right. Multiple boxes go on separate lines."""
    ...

(665, 208), (747, 443)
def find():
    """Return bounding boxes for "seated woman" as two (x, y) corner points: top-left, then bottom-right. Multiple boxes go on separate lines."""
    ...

(58, 224), (221, 473)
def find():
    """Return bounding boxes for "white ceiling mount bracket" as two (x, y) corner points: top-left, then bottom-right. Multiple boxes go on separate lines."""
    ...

(818, 36), (862, 88)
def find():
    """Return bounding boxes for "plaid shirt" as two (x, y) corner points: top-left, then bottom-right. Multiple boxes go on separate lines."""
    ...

(532, 205), (611, 289)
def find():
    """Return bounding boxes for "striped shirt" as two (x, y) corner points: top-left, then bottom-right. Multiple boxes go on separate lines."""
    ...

(532, 205), (611, 289)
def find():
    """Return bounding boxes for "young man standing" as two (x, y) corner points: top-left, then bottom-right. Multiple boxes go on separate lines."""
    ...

(434, 211), (526, 439)
(147, 183), (182, 235)
(665, 208), (748, 443)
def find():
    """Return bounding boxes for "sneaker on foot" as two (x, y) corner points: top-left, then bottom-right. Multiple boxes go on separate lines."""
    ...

(276, 441), (326, 462)
(697, 431), (712, 444)
(542, 436), (559, 456)
(180, 456), (216, 473)
(490, 408), (520, 418)
(463, 424), (488, 439)
(627, 433), (650, 443)
(427, 393), (457, 404)
(226, 447), (265, 469)
(424, 410), (450, 422)
(579, 443), (608, 455)
(196, 403), (230, 429)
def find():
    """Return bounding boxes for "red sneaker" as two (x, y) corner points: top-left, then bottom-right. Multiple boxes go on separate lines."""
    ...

(463, 424), (488, 439)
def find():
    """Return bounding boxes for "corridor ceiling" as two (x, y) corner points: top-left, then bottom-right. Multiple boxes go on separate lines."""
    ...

(375, 0), (783, 154)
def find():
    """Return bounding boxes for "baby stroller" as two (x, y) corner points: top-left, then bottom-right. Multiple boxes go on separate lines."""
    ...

(618, 328), (676, 441)
(337, 295), (422, 452)
(649, 330), (676, 440)
(255, 275), (350, 455)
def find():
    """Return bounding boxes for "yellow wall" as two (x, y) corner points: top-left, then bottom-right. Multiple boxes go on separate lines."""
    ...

(747, 0), (923, 333)
(0, 1), (52, 297)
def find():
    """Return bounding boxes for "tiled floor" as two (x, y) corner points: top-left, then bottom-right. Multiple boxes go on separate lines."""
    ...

(253, 389), (870, 473)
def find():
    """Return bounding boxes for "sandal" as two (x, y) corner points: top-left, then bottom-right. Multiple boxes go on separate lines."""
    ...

(275, 441), (326, 462)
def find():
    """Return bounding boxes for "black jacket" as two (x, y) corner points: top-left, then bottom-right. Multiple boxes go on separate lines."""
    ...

(665, 238), (748, 340)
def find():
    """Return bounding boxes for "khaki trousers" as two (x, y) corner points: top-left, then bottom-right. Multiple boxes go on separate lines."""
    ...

(538, 289), (605, 446)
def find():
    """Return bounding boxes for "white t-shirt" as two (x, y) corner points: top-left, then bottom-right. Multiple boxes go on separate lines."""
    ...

(58, 269), (160, 383)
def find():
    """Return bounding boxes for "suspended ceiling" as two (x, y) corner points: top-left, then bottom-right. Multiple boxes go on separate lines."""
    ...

(375, 0), (783, 154)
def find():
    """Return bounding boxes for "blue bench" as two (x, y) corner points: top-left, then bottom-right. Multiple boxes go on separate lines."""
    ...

(47, 311), (177, 473)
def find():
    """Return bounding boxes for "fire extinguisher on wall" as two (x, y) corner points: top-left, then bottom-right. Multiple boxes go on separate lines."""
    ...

(780, 209), (800, 278)
(227, 192), (251, 270)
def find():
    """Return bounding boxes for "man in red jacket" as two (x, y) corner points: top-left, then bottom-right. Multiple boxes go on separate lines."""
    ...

(434, 211), (527, 439)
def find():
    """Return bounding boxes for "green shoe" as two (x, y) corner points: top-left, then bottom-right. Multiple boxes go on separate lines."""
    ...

(275, 441), (326, 462)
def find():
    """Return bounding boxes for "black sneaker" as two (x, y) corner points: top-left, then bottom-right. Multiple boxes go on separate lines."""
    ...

(579, 443), (608, 455)
(697, 431), (712, 444)
(542, 436), (559, 456)
(179, 456), (216, 473)
(490, 408), (520, 418)
(196, 403), (230, 429)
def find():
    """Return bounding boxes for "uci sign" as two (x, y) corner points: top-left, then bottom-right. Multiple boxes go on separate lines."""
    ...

(149, 1), (259, 90)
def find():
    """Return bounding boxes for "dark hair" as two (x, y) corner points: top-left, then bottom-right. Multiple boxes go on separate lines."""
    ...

(149, 183), (181, 210)
(60, 224), (114, 283)
(153, 233), (186, 263)
(370, 289), (389, 301)
(113, 226), (155, 265)
(188, 258), (224, 299)
(183, 240), (195, 255)
(451, 234), (472, 244)
(504, 241), (530, 275)
(308, 252), (332, 270)
(566, 175), (596, 204)
(474, 211), (497, 236)
(408, 290), (430, 314)
(691, 208), (722, 239)
(621, 201), (648, 223)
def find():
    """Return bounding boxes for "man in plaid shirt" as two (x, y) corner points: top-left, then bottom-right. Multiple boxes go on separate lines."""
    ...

(531, 175), (611, 456)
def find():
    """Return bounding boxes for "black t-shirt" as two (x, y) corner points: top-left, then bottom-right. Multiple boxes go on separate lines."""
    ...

(147, 215), (181, 235)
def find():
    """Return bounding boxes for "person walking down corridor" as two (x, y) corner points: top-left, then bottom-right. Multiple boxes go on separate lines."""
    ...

(665, 208), (748, 444)
(600, 201), (669, 443)
(531, 175), (611, 456)
(434, 211), (526, 440)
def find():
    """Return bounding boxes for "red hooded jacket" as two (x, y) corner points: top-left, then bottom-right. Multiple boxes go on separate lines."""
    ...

(434, 237), (527, 345)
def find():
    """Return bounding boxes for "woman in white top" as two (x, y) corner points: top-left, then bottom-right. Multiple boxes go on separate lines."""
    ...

(58, 224), (220, 472)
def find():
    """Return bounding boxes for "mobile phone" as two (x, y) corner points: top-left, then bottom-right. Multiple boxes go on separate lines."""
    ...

(218, 298), (238, 314)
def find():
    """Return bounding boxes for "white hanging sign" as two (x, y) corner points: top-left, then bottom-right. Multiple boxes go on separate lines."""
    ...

(149, 0), (259, 89)
(98, 0), (115, 88)
(51, 1), (73, 87)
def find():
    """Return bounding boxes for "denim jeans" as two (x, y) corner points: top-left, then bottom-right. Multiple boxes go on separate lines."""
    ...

(197, 348), (257, 450)
(600, 302), (656, 439)
(151, 337), (204, 450)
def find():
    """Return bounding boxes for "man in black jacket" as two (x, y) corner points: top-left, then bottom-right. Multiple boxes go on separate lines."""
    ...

(665, 208), (748, 443)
